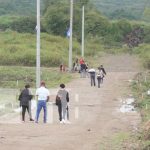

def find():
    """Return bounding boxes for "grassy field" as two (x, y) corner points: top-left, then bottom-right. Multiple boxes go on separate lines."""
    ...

(0, 66), (73, 88)
(0, 31), (108, 67)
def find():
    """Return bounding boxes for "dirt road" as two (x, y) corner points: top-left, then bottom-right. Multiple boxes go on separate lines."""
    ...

(0, 54), (141, 150)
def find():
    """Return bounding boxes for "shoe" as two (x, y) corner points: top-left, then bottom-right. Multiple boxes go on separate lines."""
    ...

(30, 118), (34, 121)
(60, 121), (63, 124)
(62, 119), (66, 124)
(60, 119), (66, 124)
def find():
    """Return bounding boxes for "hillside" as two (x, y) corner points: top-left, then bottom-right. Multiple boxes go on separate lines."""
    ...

(92, 0), (150, 20)
(0, 0), (36, 16)
(0, 0), (149, 21)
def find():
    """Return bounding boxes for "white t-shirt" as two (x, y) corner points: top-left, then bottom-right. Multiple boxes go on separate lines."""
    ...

(36, 86), (50, 101)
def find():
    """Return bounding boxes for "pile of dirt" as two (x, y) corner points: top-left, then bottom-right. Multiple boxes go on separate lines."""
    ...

(124, 27), (144, 48)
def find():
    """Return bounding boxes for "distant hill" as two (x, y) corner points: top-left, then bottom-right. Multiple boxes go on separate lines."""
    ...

(0, 0), (149, 21)
(92, 0), (150, 20)
(0, 0), (36, 16)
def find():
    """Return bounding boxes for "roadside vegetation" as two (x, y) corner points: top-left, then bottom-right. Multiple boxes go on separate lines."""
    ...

(129, 71), (150, 149)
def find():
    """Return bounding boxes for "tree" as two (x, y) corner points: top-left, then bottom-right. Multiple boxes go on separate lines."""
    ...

(10, 17), (36, 33)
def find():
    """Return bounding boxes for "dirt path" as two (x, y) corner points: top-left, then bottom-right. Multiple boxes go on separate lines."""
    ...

(0, 54), (141, 150)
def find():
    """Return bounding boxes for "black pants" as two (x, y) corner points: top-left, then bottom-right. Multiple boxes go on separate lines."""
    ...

(57, 103), (69, 121)
(97, 77), (102, 88)
(57, 102), (62, 121)
(22, 105), (29, 121)
(90, 74), (96, 86)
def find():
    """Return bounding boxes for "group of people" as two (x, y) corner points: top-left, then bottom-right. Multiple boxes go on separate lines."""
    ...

(18, 60), (106, 123)
(76, 57), (106, 88)
(88, 65), (106, 88)
(19, 81), (70, 124)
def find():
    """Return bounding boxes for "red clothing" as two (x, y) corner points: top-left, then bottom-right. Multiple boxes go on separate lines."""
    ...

(79, 58), (84, 65)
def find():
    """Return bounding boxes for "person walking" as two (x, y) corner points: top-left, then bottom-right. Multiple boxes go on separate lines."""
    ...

(56, 84), (70, 124)
(98, 65), (106, 83)
(88, 67), (96, 86)
(97, 69), (104, 88)
(35, 81), (50, 123)
(80, 63), (86, 78)
(19, 84), (33, 122)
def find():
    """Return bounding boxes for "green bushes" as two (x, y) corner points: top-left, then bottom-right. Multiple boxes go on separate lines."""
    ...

(132, 44), (150, 69)
(10, 17), (36, 33)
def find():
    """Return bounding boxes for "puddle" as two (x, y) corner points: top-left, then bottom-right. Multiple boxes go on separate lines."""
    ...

(119, 97), (136, 113)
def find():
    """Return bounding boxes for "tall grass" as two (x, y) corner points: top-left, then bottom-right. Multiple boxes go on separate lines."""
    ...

(0, 31), (81, 67)
(132, 44), (150, 69)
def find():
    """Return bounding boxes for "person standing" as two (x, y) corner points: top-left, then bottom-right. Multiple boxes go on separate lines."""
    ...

(56, 84), (70, 124)
(88, 67), (96, 86)
(19, 84), (33, 122)
(35, 81), (50, 123)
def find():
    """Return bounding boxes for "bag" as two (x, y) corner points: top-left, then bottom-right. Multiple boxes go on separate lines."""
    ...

(55, 95), (61, 105)
(18, 93), (22, 101)
(66, 92), (69, 102)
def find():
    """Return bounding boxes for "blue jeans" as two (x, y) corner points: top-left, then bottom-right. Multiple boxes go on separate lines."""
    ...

(36, 100), (47, 123)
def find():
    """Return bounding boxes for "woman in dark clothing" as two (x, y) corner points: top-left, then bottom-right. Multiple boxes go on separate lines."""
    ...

(19, 84), (33, 122)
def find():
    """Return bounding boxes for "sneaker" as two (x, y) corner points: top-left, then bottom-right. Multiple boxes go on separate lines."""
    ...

(60, 121), (64, 124)
(62, 119), (66, 124)
(30, 118), (34, 121)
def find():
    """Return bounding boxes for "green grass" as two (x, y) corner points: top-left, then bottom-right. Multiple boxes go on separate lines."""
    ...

(132, 72), (150, 121)
(99, 132), (130, 150)
(130, 72), (150, 149)
(0, 65), (73, 116)
(0, 31), (113, 67)
(0, 31), (81, 67)
(0, 66), (72, 88)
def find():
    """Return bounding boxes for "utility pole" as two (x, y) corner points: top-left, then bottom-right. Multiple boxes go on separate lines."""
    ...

(36, 0), (41, 88)
(81, 5), (85, 58)
(69, 0), (73, 71)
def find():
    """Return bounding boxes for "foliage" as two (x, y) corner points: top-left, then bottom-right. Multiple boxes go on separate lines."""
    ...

(109, 9), (137, 20)
(132, 44), (150, 69)
(92, 0), (149, 21)
(10, 17), (36, 33)
(43, 2), (70, 36)
(0, 31), (81, 67)
(143, 7), (150, 22)
(0, 0), (37, 16)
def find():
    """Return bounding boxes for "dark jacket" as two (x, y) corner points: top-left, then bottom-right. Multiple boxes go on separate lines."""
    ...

(98, 67), (106, 75)
(19, 89), (32, 106)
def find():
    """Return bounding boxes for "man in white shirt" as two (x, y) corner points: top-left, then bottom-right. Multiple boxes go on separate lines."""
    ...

(88, 67), (96, 86)
(35, 81), (50, 123)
